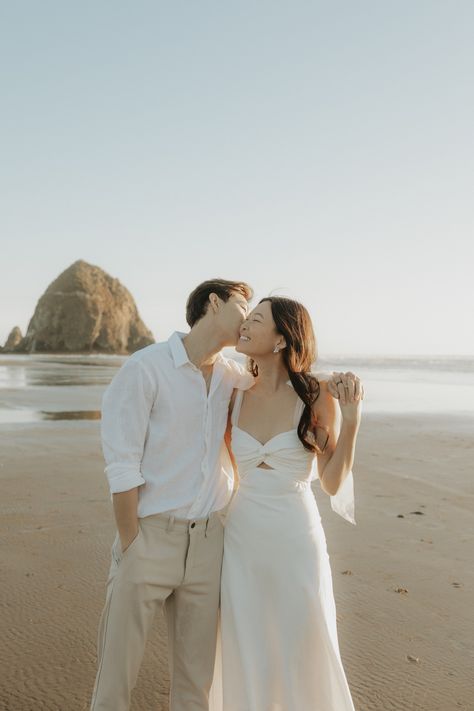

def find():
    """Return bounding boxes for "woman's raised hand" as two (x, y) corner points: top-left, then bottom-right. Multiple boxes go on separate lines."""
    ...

(327, 371), (364, 425)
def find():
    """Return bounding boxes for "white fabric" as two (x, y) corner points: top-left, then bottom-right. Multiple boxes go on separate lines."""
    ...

(209, 386), (357, 710)
(100, 332), (254, 519)
(329, 467), (356, 524)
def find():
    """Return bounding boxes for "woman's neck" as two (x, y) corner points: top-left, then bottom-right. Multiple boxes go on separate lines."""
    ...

(251, 356), (289, 395)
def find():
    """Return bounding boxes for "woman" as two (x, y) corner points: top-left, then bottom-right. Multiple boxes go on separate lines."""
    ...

(209, 296), (363, 711)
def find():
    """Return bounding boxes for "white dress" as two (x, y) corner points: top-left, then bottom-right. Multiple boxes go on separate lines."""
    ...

(209, 383), (357, 711)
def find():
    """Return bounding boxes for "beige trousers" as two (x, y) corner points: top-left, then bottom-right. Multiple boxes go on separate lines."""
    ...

(89, 510), (225, 711)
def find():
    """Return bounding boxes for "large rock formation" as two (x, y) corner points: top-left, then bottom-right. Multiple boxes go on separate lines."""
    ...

(15, 260), (154, 354)
(3, 326), (23, 352)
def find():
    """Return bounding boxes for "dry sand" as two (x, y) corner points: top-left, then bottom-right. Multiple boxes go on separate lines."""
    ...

(0, 413), (473, 711)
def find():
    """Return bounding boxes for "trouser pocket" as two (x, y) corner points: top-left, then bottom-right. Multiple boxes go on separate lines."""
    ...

(111, 524), (142, 566)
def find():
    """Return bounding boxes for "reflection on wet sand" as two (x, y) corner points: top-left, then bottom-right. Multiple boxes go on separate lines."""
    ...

(0, 354), (123, 390)
(0, 409), (101, 424)
(0, 368), (115, 388)
(41, 410), (101, 421)
(0, 356), (117, 424)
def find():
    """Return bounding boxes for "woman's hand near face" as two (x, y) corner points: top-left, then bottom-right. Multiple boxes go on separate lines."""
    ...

(327, 371), (364, 426)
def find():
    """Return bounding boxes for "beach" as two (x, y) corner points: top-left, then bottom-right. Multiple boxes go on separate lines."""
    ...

(0, 355), (473, 710)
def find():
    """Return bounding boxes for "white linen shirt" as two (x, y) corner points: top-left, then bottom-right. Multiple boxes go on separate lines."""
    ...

(101, 331), (254, 519)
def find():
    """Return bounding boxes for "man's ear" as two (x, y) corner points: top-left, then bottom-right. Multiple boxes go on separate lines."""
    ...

(208, 292), (220, 313)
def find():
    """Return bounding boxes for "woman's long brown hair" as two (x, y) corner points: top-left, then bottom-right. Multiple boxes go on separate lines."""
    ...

(247, 296), (328, 454)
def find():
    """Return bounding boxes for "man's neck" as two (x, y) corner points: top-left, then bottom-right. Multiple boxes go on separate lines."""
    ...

(182, 323), (227, 369)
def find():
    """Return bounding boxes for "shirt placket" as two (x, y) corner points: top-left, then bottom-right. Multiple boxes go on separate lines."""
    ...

(188, 364), (212, 518)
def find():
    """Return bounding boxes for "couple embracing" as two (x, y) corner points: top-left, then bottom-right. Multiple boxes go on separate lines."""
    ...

(89, 278), (363, 711)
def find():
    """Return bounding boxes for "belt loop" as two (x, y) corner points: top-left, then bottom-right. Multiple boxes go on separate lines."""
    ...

(166, 515), (175, 533)
(205, 517), (209, 538)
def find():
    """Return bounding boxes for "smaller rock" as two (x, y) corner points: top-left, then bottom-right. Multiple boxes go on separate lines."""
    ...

(3, 326), (23, 351)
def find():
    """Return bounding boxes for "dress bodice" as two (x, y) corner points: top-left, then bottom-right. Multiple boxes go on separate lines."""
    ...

(229, 379), (356, 525)
(231, 387), (314, 479)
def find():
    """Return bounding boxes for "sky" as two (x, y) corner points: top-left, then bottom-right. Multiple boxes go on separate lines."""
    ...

(1, 1), (473, 356)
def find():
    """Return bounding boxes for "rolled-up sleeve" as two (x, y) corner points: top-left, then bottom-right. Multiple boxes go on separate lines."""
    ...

(101, 357), (157, 494)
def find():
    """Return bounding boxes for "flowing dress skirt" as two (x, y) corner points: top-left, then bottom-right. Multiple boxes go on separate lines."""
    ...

(209, 466), (356, 711)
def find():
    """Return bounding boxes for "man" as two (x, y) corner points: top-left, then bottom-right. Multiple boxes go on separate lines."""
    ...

(90, 278), (255, 711)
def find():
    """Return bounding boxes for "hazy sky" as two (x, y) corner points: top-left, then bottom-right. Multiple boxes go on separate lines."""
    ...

(1, 1), (473, 355)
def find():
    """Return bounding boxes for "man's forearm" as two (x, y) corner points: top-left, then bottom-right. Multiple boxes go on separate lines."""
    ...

(112, 488), (139, 549)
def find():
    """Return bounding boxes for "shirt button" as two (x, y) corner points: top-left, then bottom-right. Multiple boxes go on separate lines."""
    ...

(190, 522), (196, 528)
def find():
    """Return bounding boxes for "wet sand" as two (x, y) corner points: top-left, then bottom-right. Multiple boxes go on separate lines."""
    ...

(0, 412), (473, 710)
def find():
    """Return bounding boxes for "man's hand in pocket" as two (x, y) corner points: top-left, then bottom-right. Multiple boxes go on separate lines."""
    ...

(120, 525), (139, 554)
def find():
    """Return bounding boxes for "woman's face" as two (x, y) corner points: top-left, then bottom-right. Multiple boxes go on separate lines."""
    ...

(236, 300), (285, 356)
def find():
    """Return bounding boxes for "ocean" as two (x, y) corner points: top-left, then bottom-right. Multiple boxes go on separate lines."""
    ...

(0, 352), (473, 425)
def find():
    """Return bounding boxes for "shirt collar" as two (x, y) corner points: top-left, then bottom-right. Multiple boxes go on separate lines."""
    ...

(168, 331), (225, 369)
(168, 331), (190, 368)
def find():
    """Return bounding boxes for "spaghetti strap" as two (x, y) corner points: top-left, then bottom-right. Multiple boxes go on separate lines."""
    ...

(293, 397), (305, 428)
(287, 380), (305, 429)
(231, 389), (245, 427)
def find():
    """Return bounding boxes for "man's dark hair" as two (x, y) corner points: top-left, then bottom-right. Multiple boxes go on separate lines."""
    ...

(186, 278), (253, 327)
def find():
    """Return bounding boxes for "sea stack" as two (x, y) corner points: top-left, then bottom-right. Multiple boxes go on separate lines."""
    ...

(3, 326), (23, 352)
(15, 260), (155, 354)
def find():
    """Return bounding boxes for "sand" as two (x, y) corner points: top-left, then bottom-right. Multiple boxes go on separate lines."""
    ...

(0, 413), (473, 711)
